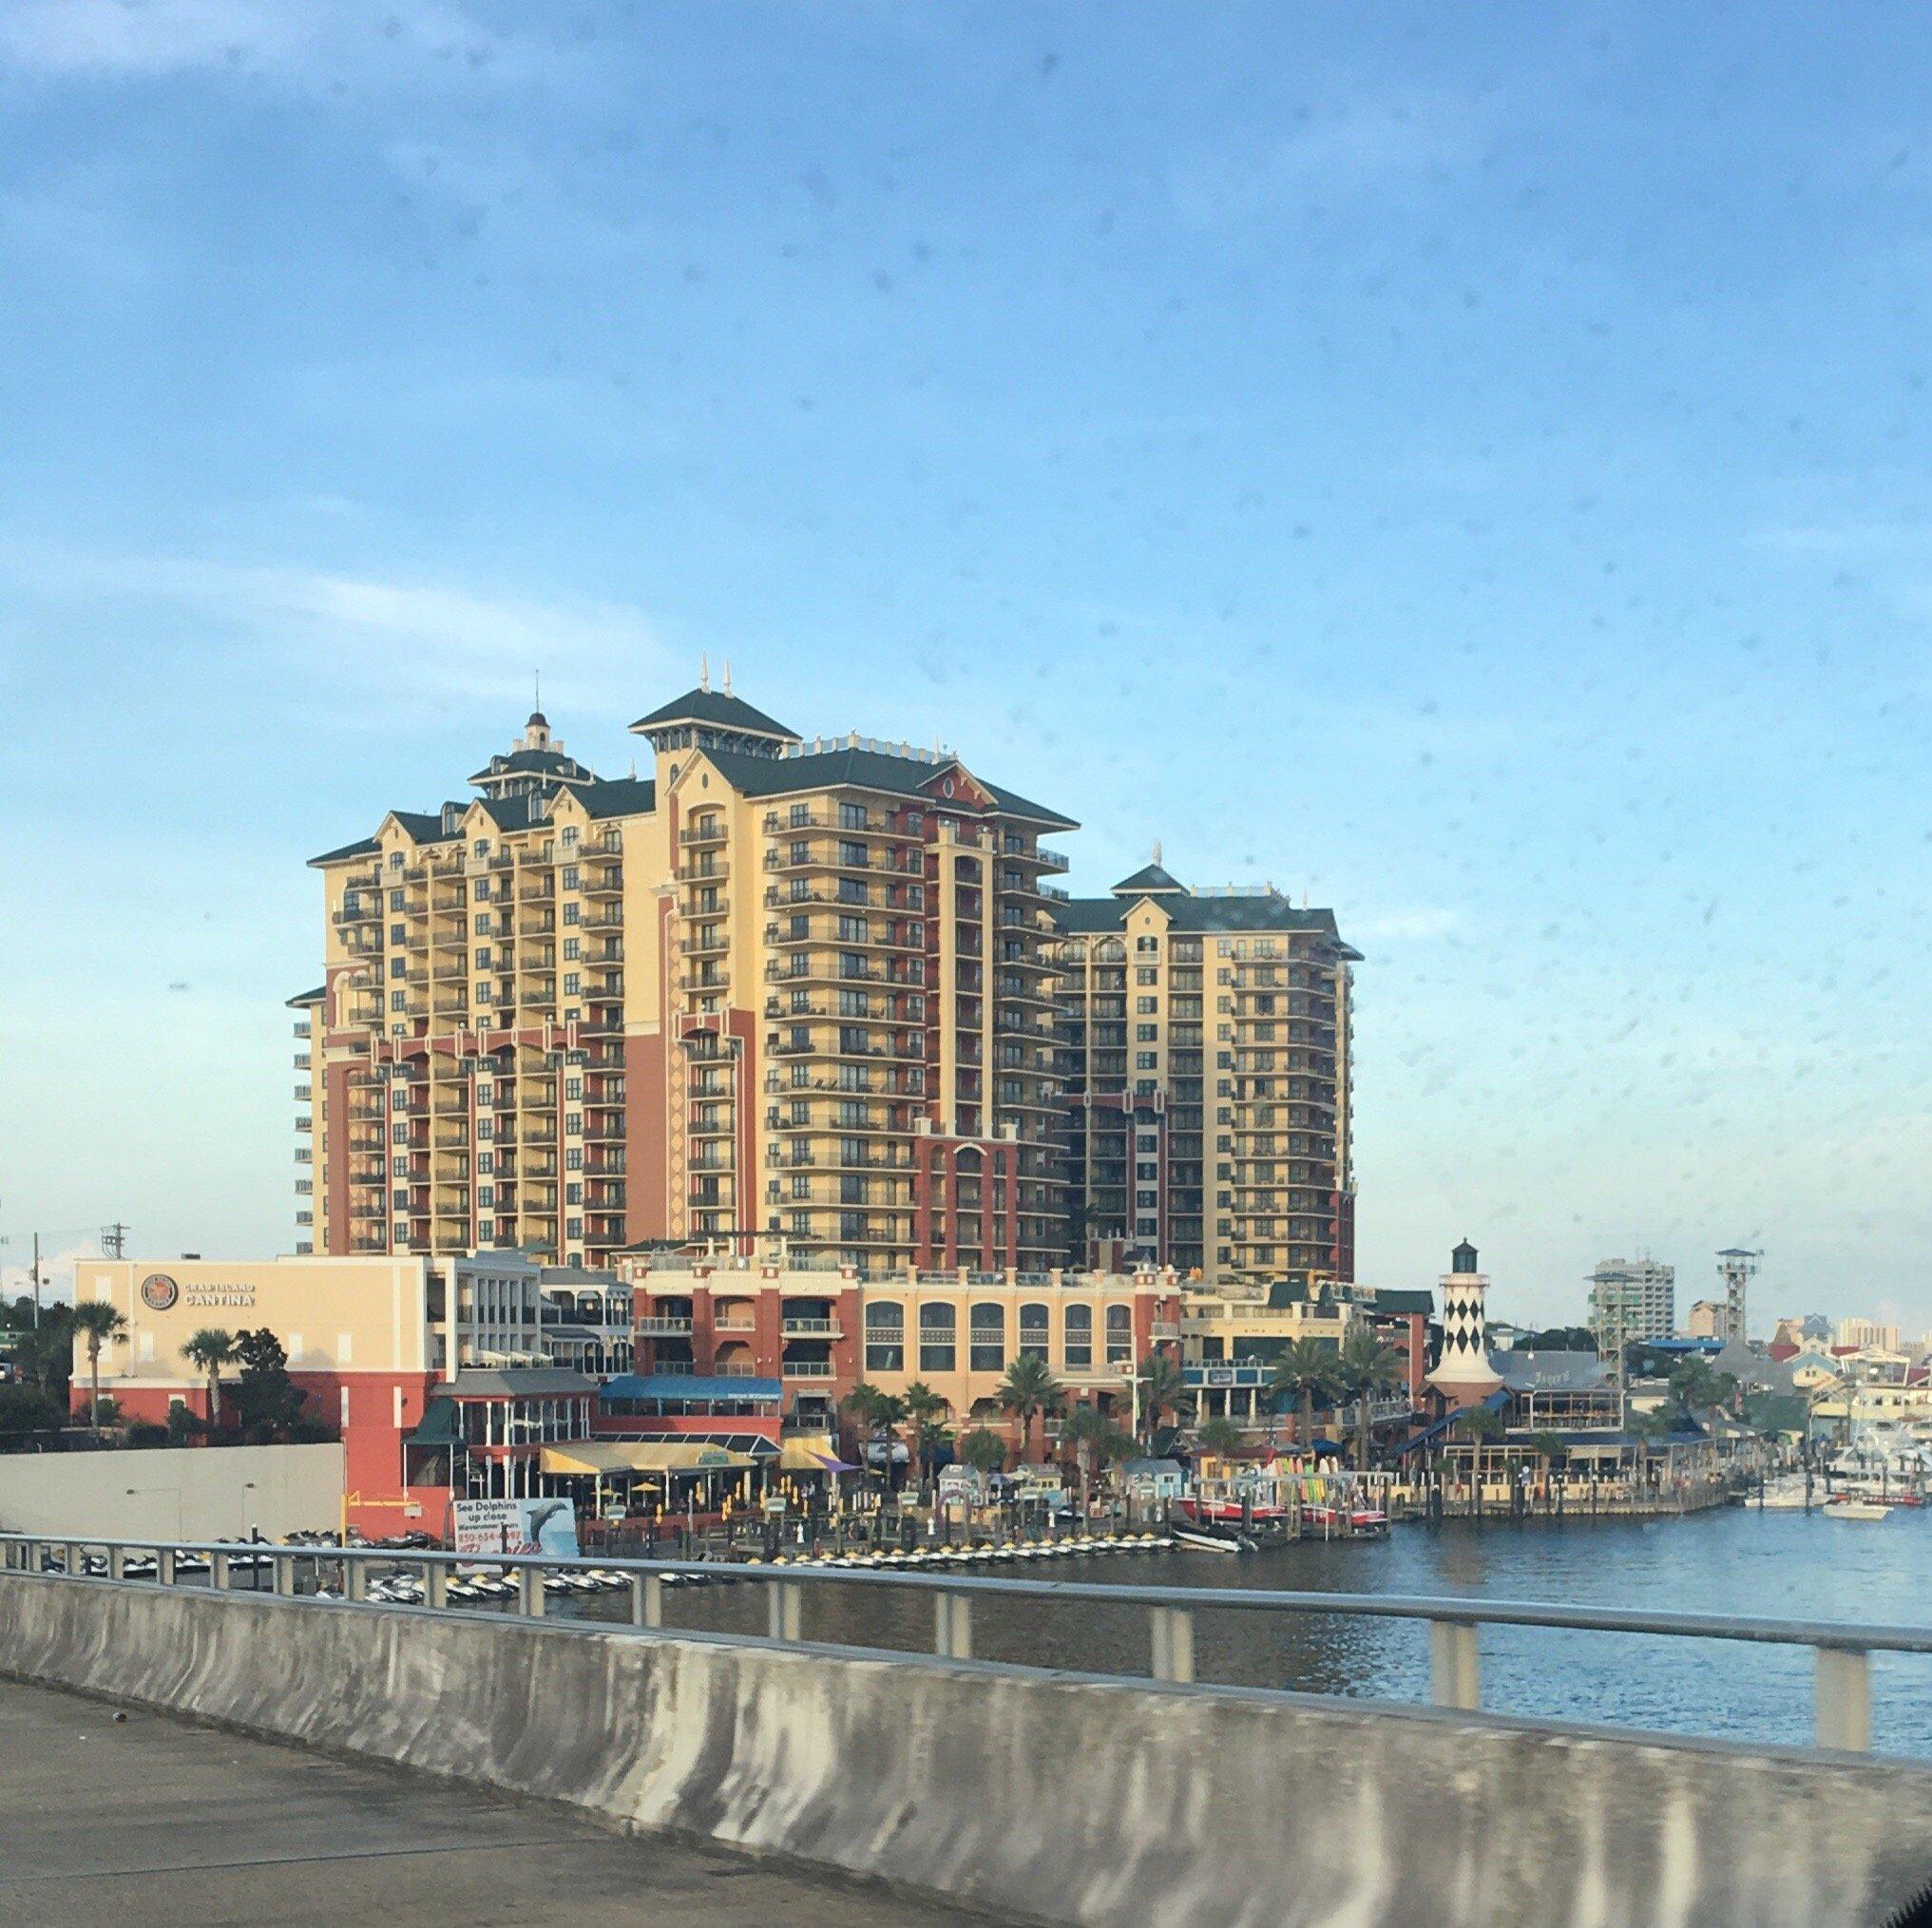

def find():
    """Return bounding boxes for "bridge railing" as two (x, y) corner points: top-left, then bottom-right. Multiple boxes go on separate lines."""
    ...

(4, 1530), (1927, 1755)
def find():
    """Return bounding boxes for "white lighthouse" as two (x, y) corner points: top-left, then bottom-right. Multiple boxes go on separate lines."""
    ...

(1427, 1238), (1503, 1402)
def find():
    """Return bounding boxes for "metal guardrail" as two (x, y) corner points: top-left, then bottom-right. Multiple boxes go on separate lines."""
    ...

(4, 1531), (1927, 1754)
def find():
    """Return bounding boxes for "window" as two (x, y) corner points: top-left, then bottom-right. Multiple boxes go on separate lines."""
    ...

(563, 865), (580, 889)
(968, 1301), (1004, 1373)
(564, 938), (580, 961)
(1105, 1305), (1133, 1365)
(1063, 1303), (1092, 1370)
(564, 902), (580, 925)
(865, 1301), (906, 1373)
(919, 1302), (956, 1373)
(1019, 1301), (1049, 1362)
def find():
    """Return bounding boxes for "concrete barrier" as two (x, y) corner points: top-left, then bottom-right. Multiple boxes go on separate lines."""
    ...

(4, 1572), (1931, 1927)
(0, 1442), (344, 1540)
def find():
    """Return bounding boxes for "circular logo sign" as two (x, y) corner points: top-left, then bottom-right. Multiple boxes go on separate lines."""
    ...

(140, 1273), (180, 1312)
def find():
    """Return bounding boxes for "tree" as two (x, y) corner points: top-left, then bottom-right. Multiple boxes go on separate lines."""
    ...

(1269, 1338), (1339, 1452)
(1059, 1406), (1128, 1522)
(232, 1328), (307, 1439)
(1194, 1415), (1245, 1460)
(182, 1327), (237, 1436)
(1525, 1429), (1566, 1486)
(14, 1303), (75, 1410)
(1626, 1404), (1674, 1488)
(957, 1427), (1007, 1477)
(1668, 1358), (1737, 1421)
(67, 1301), (127, 1438)
(996, 1354), (1066, 1463)
(0, 1382), (61, 1440)
(1135, 1351), (1190, 1447)
(839, 1382), (908, 1484)
(1333, 1326), (1406, 1471)
(899, 1382), (948, 1495)
(1461, 1404), (1505, 1494)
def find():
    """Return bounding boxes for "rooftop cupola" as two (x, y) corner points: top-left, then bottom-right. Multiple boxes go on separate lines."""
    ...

(629, 658), (801, 760)
(468, 706), (599, 803)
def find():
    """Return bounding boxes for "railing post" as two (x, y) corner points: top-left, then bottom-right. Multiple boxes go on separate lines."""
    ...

(66, 1541), (81, 1580)
(632, 1574), (663, 1629)
(158, 1547), (177, 1588)
(1815, 1647), (1871, 1752)
(934, 1591), (972, 1660)
(1430, 1618), (1481, 1711)
(1150, 1605), (1196, 1684)
(107, 1545), (125, 1582)
(768, 1581), (802, 1643)
(521, 1564), (546, 1617)
(212, 1552), (231, 1592)
(270, 1551), (291, 1597)
(346, 1556), (369, 1604)
(425, 1559), (447, 1610)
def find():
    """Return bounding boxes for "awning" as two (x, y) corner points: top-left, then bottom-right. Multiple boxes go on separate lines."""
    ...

(406, 1399), (463, 1448)
(541, 1441), (756, 1477)
(779, 1440), (861, 1474)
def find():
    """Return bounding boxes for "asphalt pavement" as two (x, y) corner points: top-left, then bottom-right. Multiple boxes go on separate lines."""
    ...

(0, 1676), (997, 1927)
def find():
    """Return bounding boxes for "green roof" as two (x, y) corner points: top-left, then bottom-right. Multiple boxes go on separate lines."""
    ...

(630, 687), (798, 740)
(704, 745), (1077, 831)
(1054, 892), (1352, 944)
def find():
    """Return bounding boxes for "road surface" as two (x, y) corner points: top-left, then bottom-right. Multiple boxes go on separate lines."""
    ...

(0, 1676), (996, 1927)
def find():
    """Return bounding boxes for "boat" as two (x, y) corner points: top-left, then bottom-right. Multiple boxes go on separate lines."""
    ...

(1826, 1498), (1894, 1521)
(1758, 1479), (1813, 1511)
(1178, 1494), (1288, 1526)
(1173, 1525), (1254, 1554)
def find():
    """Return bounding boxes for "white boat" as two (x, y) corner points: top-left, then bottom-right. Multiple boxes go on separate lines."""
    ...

(1826, 1498), (1893, 1521)
(1758, 1478), (1813, 1511)
(1173, 1525), (1252, 1554)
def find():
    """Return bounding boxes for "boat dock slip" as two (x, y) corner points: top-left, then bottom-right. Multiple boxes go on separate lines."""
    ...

(0, 1676), (987, 1928)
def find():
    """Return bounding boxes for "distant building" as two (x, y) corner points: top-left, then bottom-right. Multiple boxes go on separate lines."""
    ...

(1587, 1257), (1676, 1355)
(1772, 1314), (1829, 1347)
(1836, 1316), (1902, 1355)
(1684, 1299), (1727, 1339)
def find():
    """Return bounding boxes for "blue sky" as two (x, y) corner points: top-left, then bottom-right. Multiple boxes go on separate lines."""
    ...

(3, 1), (1929, 1331)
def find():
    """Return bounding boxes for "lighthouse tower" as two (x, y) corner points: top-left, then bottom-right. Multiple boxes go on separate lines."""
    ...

(1427, 1238), (1503, 1402)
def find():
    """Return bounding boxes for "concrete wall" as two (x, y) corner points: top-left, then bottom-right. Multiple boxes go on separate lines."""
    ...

(4, 1572), (1932, 1928)
(0, 1444), (344, 1540)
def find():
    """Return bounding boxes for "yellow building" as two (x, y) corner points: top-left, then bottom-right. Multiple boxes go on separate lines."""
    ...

(1047, 856), (1357, 1288)
(302, 676), (1075, 1275)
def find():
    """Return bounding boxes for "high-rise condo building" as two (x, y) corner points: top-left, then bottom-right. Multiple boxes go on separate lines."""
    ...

(1587, 1256), (1676, 1357)
(297, 678), (1075, 1275)
(1046, 856), (1358, 1289)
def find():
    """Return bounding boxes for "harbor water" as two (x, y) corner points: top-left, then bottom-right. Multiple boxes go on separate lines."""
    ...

(592, 1505), (1932, 1758)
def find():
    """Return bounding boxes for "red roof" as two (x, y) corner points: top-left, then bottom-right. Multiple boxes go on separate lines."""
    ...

(1768, 1342), (1799, 1362)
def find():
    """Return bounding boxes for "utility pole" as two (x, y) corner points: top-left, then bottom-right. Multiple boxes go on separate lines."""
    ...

(102, 1221), (128, 1260)
(30, 1232), (41, 1328)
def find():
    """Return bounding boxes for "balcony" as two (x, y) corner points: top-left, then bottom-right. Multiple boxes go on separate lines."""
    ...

(781, 1360), (837, 1380)
(679, 821), (729, 848)
(780, 1317), (843, 1338)
(636, 1316), (694, 1337)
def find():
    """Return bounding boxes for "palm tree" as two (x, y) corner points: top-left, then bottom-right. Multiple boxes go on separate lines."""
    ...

(840, 1382), (907, 1483)
(996, 1354), (1066, 1463)
(1061, 1403), (1133, 1519)
(1135, 1350), (1190, 1447)
(1194, 1415), (1244, 1460)
(68, 1300), (127, 1437)
(1269, 1338), (1338, 1452)
(1334, 1325), (1406, 1471)
(899, 1381), (948, 1496)
(1462, 1404), (1505, 1501)
(182, 1327), (237, 1435)
(957, 1427), (1007, 1477)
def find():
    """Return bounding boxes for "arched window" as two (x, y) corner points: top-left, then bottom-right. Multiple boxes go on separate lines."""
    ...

(1105, 1304), (1133, 1365)
(1063, 1303), (1093, 1371)
(969, 1302), (1005, 1373)
(866, 1301), (906, 1374)
(1018, 1302), (1050, 1362)
(919, 1303), (956, 1374)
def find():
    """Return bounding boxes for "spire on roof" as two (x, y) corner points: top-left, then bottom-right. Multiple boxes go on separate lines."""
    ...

(722, 657), (733, 695)
(699, 652), (710, 693)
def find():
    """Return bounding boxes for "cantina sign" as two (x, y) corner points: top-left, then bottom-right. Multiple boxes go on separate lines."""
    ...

(140, 1272), (256, 1311)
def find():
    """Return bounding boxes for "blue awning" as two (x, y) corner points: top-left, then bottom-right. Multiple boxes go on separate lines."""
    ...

(599, 1373), (782, 1405)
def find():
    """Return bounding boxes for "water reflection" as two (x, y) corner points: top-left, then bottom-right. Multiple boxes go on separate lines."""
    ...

(573, 1508), (1932, 1757)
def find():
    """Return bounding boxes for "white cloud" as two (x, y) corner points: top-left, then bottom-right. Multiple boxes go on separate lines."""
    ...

(0, 1241), (94, 1309)
(1, 546), (669, 713)
(0, 0), (556, 89)
(1169, 94), (1495, 227)
(1351, 906), (1463, 943)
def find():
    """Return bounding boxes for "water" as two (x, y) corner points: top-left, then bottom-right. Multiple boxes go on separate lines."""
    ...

(604, 1504), (1932, 1758)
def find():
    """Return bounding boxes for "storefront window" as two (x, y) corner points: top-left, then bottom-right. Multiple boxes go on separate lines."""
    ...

(919, 1302), (955, 1373)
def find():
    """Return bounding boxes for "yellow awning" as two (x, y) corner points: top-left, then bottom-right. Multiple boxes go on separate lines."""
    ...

(540, 1441), (755, 1476)
(779, 1438), (852, 1473)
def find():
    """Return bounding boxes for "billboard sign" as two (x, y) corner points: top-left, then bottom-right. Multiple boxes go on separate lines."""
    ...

(450, 1497), (579, 1559)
